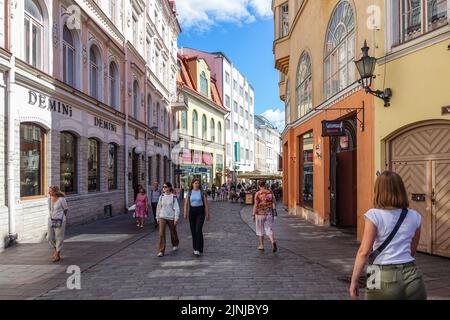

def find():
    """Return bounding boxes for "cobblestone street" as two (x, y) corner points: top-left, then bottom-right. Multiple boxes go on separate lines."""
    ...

(0, 201), (449, 300)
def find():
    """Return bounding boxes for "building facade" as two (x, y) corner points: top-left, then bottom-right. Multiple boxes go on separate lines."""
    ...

(0, 0), (180, 250)
(176, 53), (228, 190)
(180, 48), (255, 182)
(374, 0), (450, 257)
(273, 0), (378, 238)
(254, 115), (281, 174)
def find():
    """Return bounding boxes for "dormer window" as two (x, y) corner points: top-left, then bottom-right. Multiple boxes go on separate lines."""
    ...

(200, 71), (208, 96)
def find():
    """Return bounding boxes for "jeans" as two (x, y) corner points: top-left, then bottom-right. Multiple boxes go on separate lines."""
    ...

(189, 206), (205, 253)
(151, 202), (158, 223)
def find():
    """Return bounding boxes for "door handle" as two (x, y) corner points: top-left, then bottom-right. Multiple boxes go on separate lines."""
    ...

(431, 188), (436, 205)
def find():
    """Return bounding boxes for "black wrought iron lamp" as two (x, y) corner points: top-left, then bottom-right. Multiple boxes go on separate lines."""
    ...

(354, 41), (392, 107)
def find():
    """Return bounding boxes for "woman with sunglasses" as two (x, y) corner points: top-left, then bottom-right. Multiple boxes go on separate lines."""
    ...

(184, 178), (210, 256)
(156, 182), (180, 257)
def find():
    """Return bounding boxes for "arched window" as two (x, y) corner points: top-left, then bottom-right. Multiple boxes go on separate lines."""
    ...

(147, 95), (152, 126)
(62, 25), (75, 86)
(200, 71), (208, 96)
(156, 102), (160, 131)
(133, 80), (140, 119)
(87, 138), (100, 192)
(210, 119), (215, 142)
(296, 51), (313, 119)
(108, 143), (118, 190)
(89, 46), (101, 100)
(202, 115), (207, 140)
(60, 132), (77, 193)
(192, 110), (198, 137)
(181, 111), (187, 133)
(285, 78), (291, 124)
(20, 123), (46, 197)
(217, 122), (222, 144)
(109, 61), (119, 109)
(24, 0), (43, 69)
(324, 0), (356, 99)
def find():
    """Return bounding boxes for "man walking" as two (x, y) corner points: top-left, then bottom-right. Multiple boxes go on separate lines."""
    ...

(149, 181), (162, 228)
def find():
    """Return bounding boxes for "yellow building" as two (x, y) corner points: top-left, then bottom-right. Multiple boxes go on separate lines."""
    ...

(176, 54), (228, 190)
(374, 1), (450, 257)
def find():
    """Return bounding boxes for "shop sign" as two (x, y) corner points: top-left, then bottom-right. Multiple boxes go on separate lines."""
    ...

(94, 117), (117, 132)
(442, 106), (450, 115)
(179, 150), (192, 164)
(174, 169), (183, 175)
(198, 168), (209, 173)
(322, 120), (345, 137)
(28, 90), (73, 117)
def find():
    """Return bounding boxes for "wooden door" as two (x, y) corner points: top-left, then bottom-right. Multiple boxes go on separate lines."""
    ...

(432, 160), (450, 257)
(336, 150), (357, 227)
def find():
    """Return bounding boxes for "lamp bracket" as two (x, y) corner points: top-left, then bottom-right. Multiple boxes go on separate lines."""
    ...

(365, 87), (392, 107)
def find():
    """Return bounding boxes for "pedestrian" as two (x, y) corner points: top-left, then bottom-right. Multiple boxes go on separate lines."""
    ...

(134, 186), (149, 228)
(211, 184), (217, 201)
(184, 178), (210, 256)
(156, 182), (180, 257)
(252, 180), (277, 252)
(349, 171), (427, 300)
(149, 181), (162, 228)
(47, 186), (69, 262)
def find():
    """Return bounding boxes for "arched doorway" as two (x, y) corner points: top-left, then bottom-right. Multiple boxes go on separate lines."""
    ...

(387, 120), (450, 257)
(330, 116), (357, 228)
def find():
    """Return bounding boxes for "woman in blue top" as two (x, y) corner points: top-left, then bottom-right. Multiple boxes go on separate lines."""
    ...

(184, 178), (210, 256)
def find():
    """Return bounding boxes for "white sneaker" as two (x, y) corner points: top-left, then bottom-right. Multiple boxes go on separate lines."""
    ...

(157, 252), (164, 257)
(194, 250), (200, 256)
(172, 246), (178, 252)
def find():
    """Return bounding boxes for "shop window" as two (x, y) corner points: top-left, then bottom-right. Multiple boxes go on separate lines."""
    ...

(60, 132), (77, 193)
(88, 138), (100, 192)
(210, 118), (215, 142)
(20, 123), (45, 198)
(24, 0), (43, 69)
(302, 132), (314, 208)
(108, 143), (117, 190)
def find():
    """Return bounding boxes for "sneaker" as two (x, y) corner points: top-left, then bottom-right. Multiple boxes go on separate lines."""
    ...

(194, 250), (200, 256)
(157, 252), (164, 257)
(172, 246), (178, 252)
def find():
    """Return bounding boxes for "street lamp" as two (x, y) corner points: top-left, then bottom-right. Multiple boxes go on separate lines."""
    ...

(354, 40), (392, 107)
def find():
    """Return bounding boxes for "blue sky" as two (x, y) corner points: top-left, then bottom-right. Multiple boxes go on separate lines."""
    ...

(176, 0), (285, 130)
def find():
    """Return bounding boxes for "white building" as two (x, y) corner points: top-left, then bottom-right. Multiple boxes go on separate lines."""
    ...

(179, 49), (255, 182)
(254, 115), (281, 174)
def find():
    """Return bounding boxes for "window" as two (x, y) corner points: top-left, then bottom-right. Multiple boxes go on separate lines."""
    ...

(234, 122), (238, 131)
(225, 95), (231, 108)
(250, 96), (253, 106)
(156, 154), (161, 184)
(60, 132), (77, 193)
(109, 62), (119, 109)
(400, 0), (448, 43)
(280, 3), (290, 38)
(218, 122), (222, 144)
(132, 15), (138, 47)
(233, 101), (238, 113)
(240, 106), (244, 117)
(89, 46), (101, 100)
(210, 119), (215, 142)
(156, 102), (160, 131)
(245, 110), (249, 121)
(245, 92), (248, 102)
(200, 71), (208, 96)
(285, 79), (291, 124)
(302, 132), (314, 208)
(62, 26), (75, 86)
(147, 95), (152, 126)
(226, 120), (230, 130)
(20, 123), (45, 197)
(192, 110), (198, 137)
(233, 80), (238, 91)
(225, 72), (230, 84)
(202, 115), (207, 140)
(296, 51), (313, 119)
(88, 138), (100, 192)
(133, 81), (140, 119)
(324, 1), (355, 99)
(108, 143), (117, 190)
(24, 0), (43, 69)
(146, 37), (151, 64)
(109, 0), (116, 22)
(240, 86), (244, 96)
(181, 111), (187, 133)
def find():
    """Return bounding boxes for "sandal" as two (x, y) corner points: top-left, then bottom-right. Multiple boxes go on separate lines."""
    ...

(257, 245), (264, 251)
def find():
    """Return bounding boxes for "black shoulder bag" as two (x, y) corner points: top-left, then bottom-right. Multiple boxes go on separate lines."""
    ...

(368, 208), (408, 265)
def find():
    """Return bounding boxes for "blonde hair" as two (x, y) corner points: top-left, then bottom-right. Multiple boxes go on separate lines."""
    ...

(49, 186), (65, 198)
(373, 171), (409, 209)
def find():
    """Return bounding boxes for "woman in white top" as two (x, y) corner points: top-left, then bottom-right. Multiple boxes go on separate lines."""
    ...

(47, 186), (69, 262)
(156, 182), (180, 257)
(349, 171), (427, 300)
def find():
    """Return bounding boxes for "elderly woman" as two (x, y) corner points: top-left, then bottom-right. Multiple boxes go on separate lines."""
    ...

(47, 186), (69, 262)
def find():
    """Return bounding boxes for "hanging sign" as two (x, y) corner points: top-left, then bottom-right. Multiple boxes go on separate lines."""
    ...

(322, 120), (345, 137)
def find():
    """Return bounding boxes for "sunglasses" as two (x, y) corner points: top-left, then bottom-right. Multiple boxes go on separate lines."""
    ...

(163, 185), (168, 188)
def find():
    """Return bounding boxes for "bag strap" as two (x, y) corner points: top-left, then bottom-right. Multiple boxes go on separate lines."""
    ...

(369, 208), (408, 260)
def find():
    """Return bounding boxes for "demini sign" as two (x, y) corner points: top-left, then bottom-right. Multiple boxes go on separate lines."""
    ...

(94, 117), (117, 132)
(28, 90), (73, 117)
(322, 120), (345, 137)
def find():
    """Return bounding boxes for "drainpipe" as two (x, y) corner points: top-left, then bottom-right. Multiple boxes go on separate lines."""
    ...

(123, 1), (129, 210)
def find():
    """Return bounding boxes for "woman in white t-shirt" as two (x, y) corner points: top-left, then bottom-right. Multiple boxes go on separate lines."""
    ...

(349, 171), (427, 300)
(47, 186), (69, 263)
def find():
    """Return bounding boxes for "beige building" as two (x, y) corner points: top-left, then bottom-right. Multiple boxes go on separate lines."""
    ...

(176, 53), (228, 190)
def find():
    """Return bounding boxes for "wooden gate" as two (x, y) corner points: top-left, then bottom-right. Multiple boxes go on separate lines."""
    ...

(388, 122), (450, 257)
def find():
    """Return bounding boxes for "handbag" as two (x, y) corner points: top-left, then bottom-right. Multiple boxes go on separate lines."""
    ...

(367, 208), (408, 265)
(51, 218), (63, 228)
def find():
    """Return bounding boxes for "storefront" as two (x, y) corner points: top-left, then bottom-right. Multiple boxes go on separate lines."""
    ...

(179, 149), (215, 189)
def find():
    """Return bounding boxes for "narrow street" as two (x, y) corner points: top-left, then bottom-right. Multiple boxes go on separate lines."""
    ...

(0, 201), (448, 300)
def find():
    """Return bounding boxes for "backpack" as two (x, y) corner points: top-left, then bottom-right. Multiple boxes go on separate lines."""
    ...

(188, 188), (205, 207)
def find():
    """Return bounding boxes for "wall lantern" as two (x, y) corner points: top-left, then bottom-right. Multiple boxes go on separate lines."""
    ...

(354, 41), (392, 107)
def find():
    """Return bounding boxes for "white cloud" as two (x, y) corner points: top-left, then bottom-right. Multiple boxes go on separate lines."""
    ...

(261, 108), (285, 131)
(176, 0), (273, 32)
